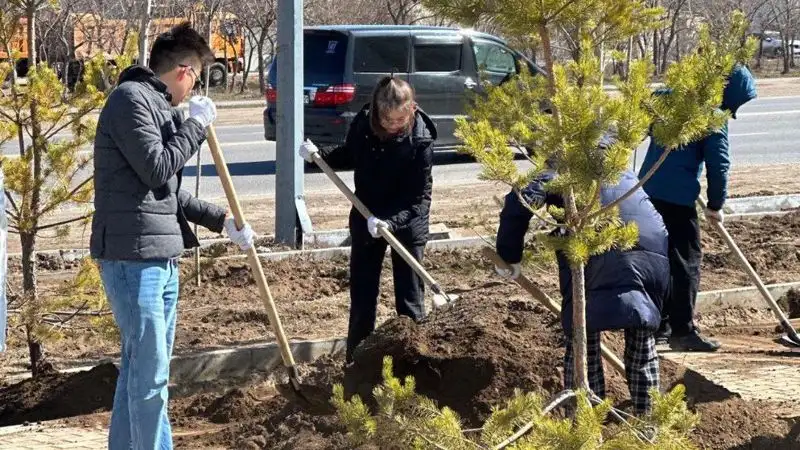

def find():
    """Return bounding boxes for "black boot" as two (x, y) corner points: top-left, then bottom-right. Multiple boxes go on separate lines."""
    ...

(668, 330), (720, 352)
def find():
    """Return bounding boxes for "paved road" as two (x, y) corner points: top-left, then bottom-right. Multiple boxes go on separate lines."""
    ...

(2, 96), (799, 201)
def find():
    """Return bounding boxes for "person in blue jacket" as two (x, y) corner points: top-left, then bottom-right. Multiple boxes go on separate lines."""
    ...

(495, 135), (670, 415)
(639, 64), (757, 352)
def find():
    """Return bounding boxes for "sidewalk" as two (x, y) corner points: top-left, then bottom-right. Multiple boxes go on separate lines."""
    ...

(0, 423), (106, 450)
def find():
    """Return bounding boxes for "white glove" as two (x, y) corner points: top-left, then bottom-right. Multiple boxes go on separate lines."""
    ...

(223, 217), (255, 251)
(704, 208), (724, 223)
(367, 216), (389, 239)
(495, 263), (522, 281)
(299, 139), (319, 163)
(188, 96), (217, 128)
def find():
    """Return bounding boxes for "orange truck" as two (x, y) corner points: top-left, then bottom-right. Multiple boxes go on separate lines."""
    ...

(5, 14), (244, 87)
(0, 18), (29, 77)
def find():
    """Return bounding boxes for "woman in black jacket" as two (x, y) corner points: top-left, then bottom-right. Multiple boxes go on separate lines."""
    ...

(299, 77), (437, 362)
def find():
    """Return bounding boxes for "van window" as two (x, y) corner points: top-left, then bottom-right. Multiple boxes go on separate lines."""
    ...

(353, 36), (410, 73)
(473, 40), (517, 74)
(304, 32), (348, 85)
(414, 44), (462, 72)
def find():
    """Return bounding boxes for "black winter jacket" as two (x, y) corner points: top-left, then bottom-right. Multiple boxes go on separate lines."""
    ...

(320, 104), (437, 246)
(497, 170), (669, 333)
(90, 65), (226, 260)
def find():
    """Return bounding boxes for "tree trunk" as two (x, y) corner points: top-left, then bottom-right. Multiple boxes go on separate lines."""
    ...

(625, 37), (633, 80)
(564, 189), (589, 393)
(26, 4), (36, 68)
(138, 0), (152, 67)
(257, 34), (267, 94)
(783, 40), (791, 74)
(570, 262), (589, 391)
(20, 231), (43, 377)
(240, 33), (255, 94)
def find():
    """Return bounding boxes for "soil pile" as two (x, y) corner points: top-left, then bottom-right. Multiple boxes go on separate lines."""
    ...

(0, 363), (117, 426)
(178, 297), (798, 449)
(346, 296), (563, 426)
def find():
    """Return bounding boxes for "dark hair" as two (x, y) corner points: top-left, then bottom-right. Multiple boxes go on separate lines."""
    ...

(148, 22), (214, 75)
(369, 76), (416, 140)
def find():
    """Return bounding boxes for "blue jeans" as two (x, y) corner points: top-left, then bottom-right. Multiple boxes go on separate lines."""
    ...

(99, 259), (179, 450)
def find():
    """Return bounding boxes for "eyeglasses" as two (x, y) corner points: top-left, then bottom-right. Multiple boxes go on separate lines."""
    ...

(179, 64), (201, 87)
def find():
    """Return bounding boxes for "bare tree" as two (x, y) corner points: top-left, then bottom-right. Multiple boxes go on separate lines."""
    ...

(233, 0), (276, 94)
(764, 0), (800, 73)
(305, 0), (389, 25)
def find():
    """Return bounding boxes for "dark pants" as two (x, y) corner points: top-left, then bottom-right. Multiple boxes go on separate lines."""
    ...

(346, 237), (426, 362)
(651, 199), (701, 337)
(564, 329), (659, 415)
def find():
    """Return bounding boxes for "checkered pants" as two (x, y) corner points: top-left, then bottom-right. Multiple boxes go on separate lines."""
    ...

(564, 329), (659, 415)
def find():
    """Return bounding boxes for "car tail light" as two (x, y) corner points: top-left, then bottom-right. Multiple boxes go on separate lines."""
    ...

(265, 84), (277, 103)
(313, 84), (356, 107)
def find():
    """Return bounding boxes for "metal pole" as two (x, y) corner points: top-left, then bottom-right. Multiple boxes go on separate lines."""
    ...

(275, 0), (312, 248)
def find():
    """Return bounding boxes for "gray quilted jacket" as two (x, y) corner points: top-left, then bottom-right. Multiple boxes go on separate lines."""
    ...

(90, 66), (225, 260)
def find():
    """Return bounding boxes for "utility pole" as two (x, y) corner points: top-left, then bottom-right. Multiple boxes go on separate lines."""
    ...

(274, 0), (312, 247)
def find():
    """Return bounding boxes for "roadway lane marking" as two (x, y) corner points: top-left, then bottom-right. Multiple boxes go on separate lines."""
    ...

(729, 132), (770, 137)
(737, 110), (800, 117)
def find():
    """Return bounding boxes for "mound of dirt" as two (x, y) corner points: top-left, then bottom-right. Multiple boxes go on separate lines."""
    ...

(0, 363), (117, 426)
(346, 297), (563, 426)
(177, 295), (799, 449)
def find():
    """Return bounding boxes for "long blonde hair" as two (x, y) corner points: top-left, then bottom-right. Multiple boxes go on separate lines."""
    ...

(369, 76), (416, 140)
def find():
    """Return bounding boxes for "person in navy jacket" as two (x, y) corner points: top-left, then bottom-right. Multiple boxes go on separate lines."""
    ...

(639, 64), (757, 352)
(495, 135), (670, 414)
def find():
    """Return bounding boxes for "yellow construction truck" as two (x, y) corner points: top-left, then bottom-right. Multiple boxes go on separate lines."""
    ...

(5, 13), (243, 87)
(72, 13), (244, 87)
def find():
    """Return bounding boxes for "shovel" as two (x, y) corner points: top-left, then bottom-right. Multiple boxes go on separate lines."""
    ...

(698, 198), (800, 349)
(206, 126), (328, 408)
(310, 152), (457, 308)
(482, 246), (626, 375)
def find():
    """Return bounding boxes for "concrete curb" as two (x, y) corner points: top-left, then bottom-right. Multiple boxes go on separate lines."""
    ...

(217, 236), (488, 263)
(696, 281), (800, 313)
(169, 337), (346, 385)
(726, 194), (800, 214)
(727, 211), (792, 222)
(5, 338), (346, 387)
(5, 280), (797, 386)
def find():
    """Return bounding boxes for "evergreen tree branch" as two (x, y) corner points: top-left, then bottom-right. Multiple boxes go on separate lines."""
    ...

(38, 177), (93, 218)
(587, 146), (672, 221)
(513, 188), (562, 228)
(5, 190), (20, 214)
(36, 213), (92, 232)
(493, 390), (577, 450)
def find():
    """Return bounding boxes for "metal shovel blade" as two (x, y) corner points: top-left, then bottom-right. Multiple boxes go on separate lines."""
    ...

(776, 333), (800, 350)
(432, 292), (459, 308)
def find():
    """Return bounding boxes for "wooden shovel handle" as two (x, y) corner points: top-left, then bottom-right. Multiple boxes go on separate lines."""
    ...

(482, 246), (626, 376)
(311, 152), (445, 294)
(697, 199), (795, 330)
(206, 126), (297, 368)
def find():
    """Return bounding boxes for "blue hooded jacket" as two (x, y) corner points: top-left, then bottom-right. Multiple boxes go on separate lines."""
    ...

(638, 65), (757, 211)
(496, 168), (669, 333)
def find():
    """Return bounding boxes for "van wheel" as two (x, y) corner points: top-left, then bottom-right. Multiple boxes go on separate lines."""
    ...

(207, 63), (227, 87)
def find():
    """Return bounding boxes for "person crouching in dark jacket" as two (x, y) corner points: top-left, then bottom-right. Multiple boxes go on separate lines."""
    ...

(495, 137), (670, 415)
(299, 77), (437, 363)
